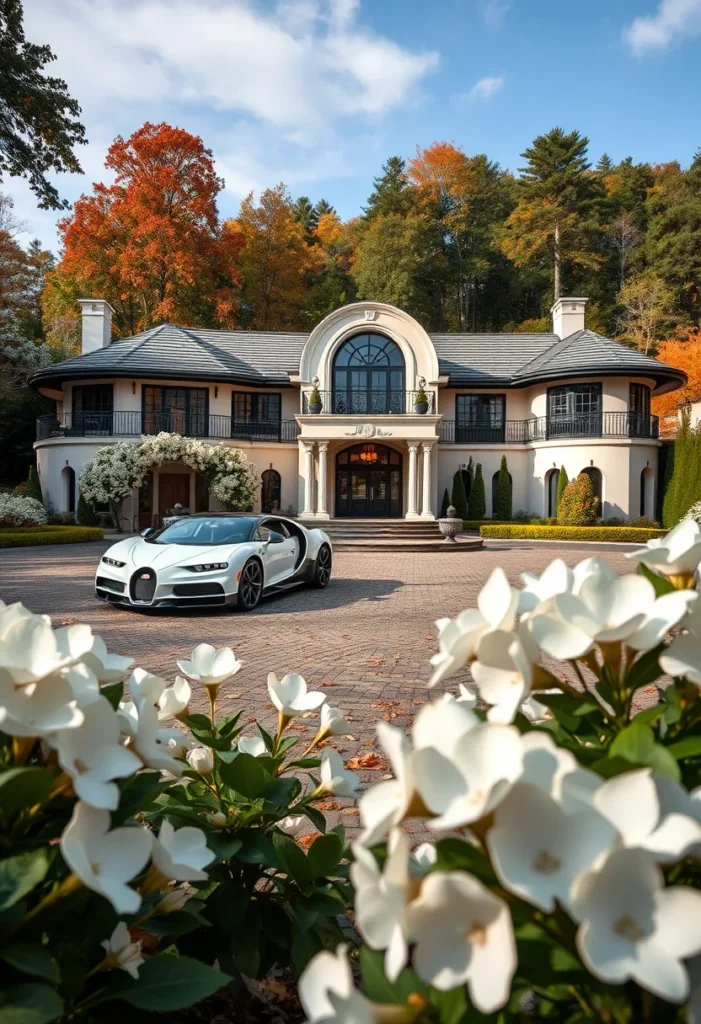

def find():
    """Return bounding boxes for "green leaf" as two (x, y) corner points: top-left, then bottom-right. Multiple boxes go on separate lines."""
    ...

(610, 722), (680, 781)
(0, 983), (63, 1024)
(179, 713), (212, 732)
(113, 772), (164, 824)
(100, 681), (124, 710)
(1, 945), (60, 984)
(0, 769), (53, 821)
(257, 722), (275, 752)
(632, 705), (665, 727)
(111, 954), (229, 1011)
(359, 948), (426, 1005)
(429, 986), (468, 1024)
(307, 832), (344, 879)
(216, 711), (242, 738)
(301, 805), (327, 833)
(263, 776), (301, 807)
(141, 908), (210, 936)
(626, 644), (665, 691)
(235, 831), (278, 867)
(205, 834), (242, 860)
(636, 563), (675, 596)
(668, 736), (701, 760)
(0, 850), (49, 911)
(272, 832), (311, 886)
(288, 758), (322, 769)
(218, 752), (268, 799)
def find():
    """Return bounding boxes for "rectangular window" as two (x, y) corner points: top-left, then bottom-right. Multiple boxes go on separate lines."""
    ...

(142, 386), (209, 437)
(72, 384), (114, 436)
(630, 383), (651, 437)
(232, 392), (281, 441)
(455, 394), (506, 443)
(547, 384), (602, 438)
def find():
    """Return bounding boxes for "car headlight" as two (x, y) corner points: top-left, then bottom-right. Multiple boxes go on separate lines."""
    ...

(185, 562), (229, 572)
(102, 556), (126, 568)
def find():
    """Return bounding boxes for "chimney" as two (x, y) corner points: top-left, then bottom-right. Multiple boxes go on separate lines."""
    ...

(78, 299), (115, 354)
(551, 297), (588, 340)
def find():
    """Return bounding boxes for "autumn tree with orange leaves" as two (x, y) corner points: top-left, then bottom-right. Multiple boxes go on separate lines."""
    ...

(652, 328), (701, 428)
(42, 122), (243, 337)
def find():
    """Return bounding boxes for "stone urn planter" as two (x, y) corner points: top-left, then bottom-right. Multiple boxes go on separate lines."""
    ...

(414, 394), (429, 415)
(438, 505), (464, 544)
(308, 377), (323, 414)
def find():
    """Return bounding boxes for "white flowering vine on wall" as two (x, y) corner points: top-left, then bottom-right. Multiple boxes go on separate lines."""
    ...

(79, 432), (260, 529)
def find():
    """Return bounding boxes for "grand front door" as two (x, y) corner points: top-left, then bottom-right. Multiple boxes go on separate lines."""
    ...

(335, 444), (402, 518)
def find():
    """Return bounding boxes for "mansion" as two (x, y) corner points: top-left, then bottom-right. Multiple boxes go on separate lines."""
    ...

(31, 298), (684, 530)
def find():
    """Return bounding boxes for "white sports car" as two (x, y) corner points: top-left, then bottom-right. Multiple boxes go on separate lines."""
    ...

(95, 514), (332, 612)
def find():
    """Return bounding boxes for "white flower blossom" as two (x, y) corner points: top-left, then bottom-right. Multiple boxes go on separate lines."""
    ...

(471, 627), (538, 724)
(351, 829), (412, 982)
(60, 802), (151, 914)
(318, 748), (359, 797)
(82, 635), (134, 685)
(155, 884), (196, 914)
(571, 848), (701, 1002)
(319, 704), (353, 738)
(186, 745), (214, 774)
(267, 672), (325, 718)
(626, 519), (701, 582)
(408, 870), (516, 1012)
(177, 643), (241, 687)
(277, 815), (306, 836)
(0, 667), (84, 737)
(158, 676), (191, 720)
(299, 945), (374, 1024)
(101, 921), (144, 979)
(151, 819), (215, 882)
(237, 735), (267, 757)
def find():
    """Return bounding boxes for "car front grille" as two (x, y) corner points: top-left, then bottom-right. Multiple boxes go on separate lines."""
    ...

(130, 568), (157, 603)
(172, 582), (225, 597)
(96, 576), (126, 594)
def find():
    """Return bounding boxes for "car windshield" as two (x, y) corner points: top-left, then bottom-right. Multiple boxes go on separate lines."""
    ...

(151, 517), (257, 546)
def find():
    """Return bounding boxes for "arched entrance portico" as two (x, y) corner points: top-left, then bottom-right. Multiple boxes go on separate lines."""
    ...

(335, 444), (402, 517)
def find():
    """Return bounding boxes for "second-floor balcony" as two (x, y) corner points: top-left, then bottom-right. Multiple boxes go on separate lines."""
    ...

(36, 411), (300, 443)
(439, 411), (660, 444)
(301, 389), (436, 415)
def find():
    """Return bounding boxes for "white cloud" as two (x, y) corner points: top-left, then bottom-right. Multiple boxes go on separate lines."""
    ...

(462, 75), (504, 103)
(478, 0), (511, 30)
(624, 0), (701, 54)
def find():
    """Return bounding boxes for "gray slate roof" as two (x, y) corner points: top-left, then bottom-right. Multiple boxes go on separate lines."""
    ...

(32, 323), (684, 393)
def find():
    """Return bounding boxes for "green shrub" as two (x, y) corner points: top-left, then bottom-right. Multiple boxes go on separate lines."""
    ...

(451, 468), (468, 520)
(629, 515), (661, 529)
(464, 456), (473, 500)
(558, 473), (599, 526)
(27, 463), (43, 503)
(0, 526), (104, 547)
(556, 465), (569, 516)
(662, 410), (701, 528)
(440, 488), (450, 517)
(480, 524), (666, 542)
(468, 462), (486, 519)
(77, 490), (100, 526)
(494, 454), (512, 520)
(462, 519), (512, 530)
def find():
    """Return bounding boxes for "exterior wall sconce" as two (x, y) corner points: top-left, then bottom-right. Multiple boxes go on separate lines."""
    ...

(132, 381), (136, 394)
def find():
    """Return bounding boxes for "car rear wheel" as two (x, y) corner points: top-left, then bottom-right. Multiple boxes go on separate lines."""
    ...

(237, 559), (263, 611)
(311, 544), (332, 588)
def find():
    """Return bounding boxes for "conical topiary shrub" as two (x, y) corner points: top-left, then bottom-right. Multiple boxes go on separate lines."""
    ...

(77, 490), (99, 527)
(468, 463), (486, 520)
(440, 488), (450, 518)
(558, 473), (599, 526)
(27, 463), (43, 504)
(494, 455), (512, 520)
(556, 466), (569, 519)
(451, 469), (468, 520)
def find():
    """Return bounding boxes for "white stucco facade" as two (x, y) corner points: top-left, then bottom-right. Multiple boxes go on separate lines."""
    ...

(33, 300), (675, 529)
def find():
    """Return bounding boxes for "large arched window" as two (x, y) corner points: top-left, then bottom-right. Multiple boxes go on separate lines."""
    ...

(332, 333), (405, 415)
(581, 467), (603, 513)
(546, 468), (560, 517)
(63, 466), (76, 513)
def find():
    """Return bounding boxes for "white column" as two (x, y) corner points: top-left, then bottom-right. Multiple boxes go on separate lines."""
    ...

(316, 442), (329, 518)
(301, 442), (315, 519)
(406, 443), (419, 519)
(420, 442), (435, 520)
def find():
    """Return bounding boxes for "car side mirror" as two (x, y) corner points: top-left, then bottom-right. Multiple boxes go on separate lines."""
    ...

(268, 530), (285, 544)
(140, 527), (154, 539)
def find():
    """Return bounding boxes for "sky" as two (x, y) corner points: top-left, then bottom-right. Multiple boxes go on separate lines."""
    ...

(6, 0), (701, 250)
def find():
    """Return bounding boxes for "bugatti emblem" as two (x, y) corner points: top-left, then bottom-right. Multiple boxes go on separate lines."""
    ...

(140, 573), (150, 579)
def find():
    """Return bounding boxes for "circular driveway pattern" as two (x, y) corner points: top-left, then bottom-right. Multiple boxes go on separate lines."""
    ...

(0, 539), (634, 837)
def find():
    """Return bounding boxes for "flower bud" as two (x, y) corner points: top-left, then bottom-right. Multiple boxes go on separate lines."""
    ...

(155, 884), (194, 915)
(186, 745), (214, 774)
(208, 811), (227, 828)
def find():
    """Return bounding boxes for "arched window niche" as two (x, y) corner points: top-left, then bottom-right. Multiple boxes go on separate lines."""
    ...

(261, 468), (281, 513)
(581, 467), (603, 515)
(545, 468), (560, 517)
(332, 333), (405, 415)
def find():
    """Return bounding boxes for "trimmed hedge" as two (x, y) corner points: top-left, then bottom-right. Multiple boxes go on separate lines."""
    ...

(479, 525), (667, 543)
(463, 519), (512, 530)
(0, 526), (105, 548)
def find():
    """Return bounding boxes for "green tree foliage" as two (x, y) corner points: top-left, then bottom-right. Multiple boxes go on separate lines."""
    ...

(314, 198), (336, 219)
(662, 408), (701, 528)
(440, 487), (450, 517)
(76, 489), (98, 526)
(495, 455), (512, 519)
(451, 468), (468, 520)
(26, 461), (42, 502)
(291, 195), (318, 237)
(0, 0), (86, 208)
(645, 152), (701, 322)
(558, 473), (599, 526)
(364, 156), (415, 218)
(556, 466), (569, 517)
(468, 463), (486, 520)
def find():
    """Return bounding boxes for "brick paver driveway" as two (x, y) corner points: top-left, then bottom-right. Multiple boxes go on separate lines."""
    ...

(0, 539), (634, 837)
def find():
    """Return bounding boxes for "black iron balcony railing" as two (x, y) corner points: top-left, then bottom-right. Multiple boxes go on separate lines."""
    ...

(439, 411), (659, 444)
(36, 412), (300, 443)
(301, 389), (435, 415)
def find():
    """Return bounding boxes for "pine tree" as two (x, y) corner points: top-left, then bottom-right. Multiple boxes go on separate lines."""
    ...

(364, 157), (414, 218)
(440, 488), (450, 517)
(556, 466), (569, 518)
(495, 455), (512, 519)
(314, 199), (336, 219)
(26, 463), (42, 503)
(463, 457), (473, 501)
(77, 490), (98, 526)
(468, 463), (486, 520)
(451, 468), (468, 520)
(597, 154), (614, 175)
(291, 196), (318, 235)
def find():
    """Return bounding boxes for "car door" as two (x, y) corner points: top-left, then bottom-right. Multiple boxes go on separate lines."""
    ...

(262, 519), (297, 583)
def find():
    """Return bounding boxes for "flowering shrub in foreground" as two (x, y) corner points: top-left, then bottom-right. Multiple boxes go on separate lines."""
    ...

(299, 518), (701, 1024)
(0, 493), (48, 527)
(0, 611), (353, 1020)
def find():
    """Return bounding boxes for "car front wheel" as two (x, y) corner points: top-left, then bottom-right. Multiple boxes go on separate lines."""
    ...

(237, 558), (263, 611)
(311, 544), (332, 588)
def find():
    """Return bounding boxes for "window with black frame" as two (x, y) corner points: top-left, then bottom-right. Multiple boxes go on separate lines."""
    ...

(629, 383), (651, 437)
(143, 386), (208, 436)
(547, 384), (602, 438)
(332, 333), (405, 414)
(455, 394), (506, 443)
(72, 384), (114, 436)
(232, 392), (281, 441)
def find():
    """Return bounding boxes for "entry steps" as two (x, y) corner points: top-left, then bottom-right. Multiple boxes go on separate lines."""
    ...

(320, 519), (483, 553)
